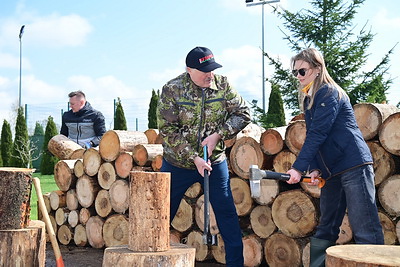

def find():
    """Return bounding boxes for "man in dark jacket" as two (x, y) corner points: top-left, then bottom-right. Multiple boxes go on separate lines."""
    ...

(60, 90), (106, 148)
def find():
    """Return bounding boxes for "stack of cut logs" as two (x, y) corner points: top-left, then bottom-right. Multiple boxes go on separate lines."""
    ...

(43, 103), (400, 267)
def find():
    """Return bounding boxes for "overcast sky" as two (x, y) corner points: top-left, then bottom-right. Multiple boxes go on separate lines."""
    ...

(0, 0), (399, 133)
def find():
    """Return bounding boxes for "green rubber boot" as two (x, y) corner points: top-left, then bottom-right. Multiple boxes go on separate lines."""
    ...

(310, 237), (335, 267)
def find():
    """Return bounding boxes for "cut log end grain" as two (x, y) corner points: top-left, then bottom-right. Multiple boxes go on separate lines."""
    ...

(378, 174), (400, 217)
(186, 230), (212, 262)
(336, 213), (353, 245)
(243, 235), (263, 267)
(49, 190), (66, 211)
(76, 175), (101, 208)
(83, 148), (102, 177)
(184, 182), (202, 199)
(230, 177), (253, 216)
(103, 214), (129, 247)
(171, 198), (194, 233)
(73, 159), (84, 178)
(378, 211), (397, 245)
(194, 195), (219, 235)
(57, 224), (73, 245)
(74, 224), (87, 247)
(95, 189), (113, 218)
(253, 179), (280, 206)
(114, 152), (133, 179)
(264, 232), (302, 267)
(285, 120), (306, 155)
(66, 189), (79, 211)
(144, 128), (163, 144)
(260, 127), (286, 155)
(230, 136), (264, 179)
(367, 141), (397, 186)
(273, 150), (297, 174)
(98, 162), (116, 190)
(54, 160), (77, 192)
(250, 205), (276, 239)
(86, 216), (105, 249)
(379, 112), (400, 156)
(68, 210), (79, 228)
(109, 179), (129, 214)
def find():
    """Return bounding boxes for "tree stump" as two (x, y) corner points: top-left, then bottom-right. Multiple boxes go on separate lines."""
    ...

(326, 245), (400, 267)
(48, 134), (84, 159)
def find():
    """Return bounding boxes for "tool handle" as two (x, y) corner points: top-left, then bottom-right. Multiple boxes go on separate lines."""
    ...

(203, 145), (211, 236)
(263, 170), (325, 188)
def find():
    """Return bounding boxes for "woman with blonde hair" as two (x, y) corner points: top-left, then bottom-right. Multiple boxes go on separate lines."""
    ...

(286, 48), (384, 267)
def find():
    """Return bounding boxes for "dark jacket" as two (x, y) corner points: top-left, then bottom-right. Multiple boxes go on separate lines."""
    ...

(292, 84), (372, 179)
(60, 102), (106, 147)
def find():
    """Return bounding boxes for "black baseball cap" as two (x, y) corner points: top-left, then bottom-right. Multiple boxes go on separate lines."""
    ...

(185, 47), (222, 72)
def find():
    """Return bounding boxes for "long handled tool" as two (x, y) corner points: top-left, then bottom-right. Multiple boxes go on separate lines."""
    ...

(33, 177), (65, 267)
(249, 165), (326, 198)
(202, 145), (217, 246)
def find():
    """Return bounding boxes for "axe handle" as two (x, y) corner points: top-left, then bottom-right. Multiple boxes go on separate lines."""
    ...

(263, 170), (325, 188)
(203, 146), (211, 238)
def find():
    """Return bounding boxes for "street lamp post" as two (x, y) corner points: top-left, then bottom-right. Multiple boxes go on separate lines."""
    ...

(246, 0), (280, 113)
(19, 25), (25, 108)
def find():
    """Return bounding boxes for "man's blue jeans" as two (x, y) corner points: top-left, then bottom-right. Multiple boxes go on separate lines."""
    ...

(315, 164), (384, 244)
(161, 159), (244, 267)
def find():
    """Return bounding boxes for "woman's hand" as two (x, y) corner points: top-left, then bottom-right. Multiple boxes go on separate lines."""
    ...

(286, 168), (302, 184)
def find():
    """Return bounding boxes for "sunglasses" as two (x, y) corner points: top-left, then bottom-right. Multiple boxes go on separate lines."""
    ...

(292, 68), (309, 77)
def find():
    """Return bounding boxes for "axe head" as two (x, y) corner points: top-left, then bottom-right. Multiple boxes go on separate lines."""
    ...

(249, 165), (263, 198)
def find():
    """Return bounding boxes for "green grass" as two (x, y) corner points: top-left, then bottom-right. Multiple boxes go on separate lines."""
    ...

(30, 173), (59, 220)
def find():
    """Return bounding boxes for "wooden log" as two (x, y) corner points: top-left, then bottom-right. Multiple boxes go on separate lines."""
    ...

(151, 154), (163, 172)
(230, 177), (253, 216)
(184, 182), (201, 199)
(55, 207), (69, 226)
(54, 159), (77, 192)
(170, 229), (183, 244)
(353, 103), (399, 141)
(367, 141), (398, 186)
(302, 241), (310, 267)
(211, 234), (226, 264)
(48, 134), (85, 160)
(144, 128), (163, 144)
(86, 215), (105, 248)
(253, 179), (280, 206)
(76, 175), (101, 208)
(225, 123), (265, 148)
(57, 224), (73, 245)
(0, 168), (33, 230)
(74, 224), (87, 247)
(378, 174), (400, 217)
(79, 207), (95, 226)
(326, 244), (400, 267)
(260, 126), (286, 155)
(102, 243), (195, 267)
(186, 230), (212, 262)
(0, 220), (46, 267)
(230, 136), (265, 179)
(99, 130), (148, 162)
(73, 159), (84, 178)
(194, 194), (219, 235)
(83, 148), (102, 177)
(68, 210), (79, 228)
(264, 232), (302, 267)
(378, 210), (397, 245)
(66, 189), (79, 211)
(49, 190), (66, 211)
(336, 213), (353, 245)
(109, 179), (129, 214)
(243, 234), (263, 267)
(103, 214), (129, 247)
(171, 198), (194, 233)
(271, 189), (318, 238)
(132, 143), (164, 166)
(379, 112), (400, 156)
(396, 220), (400, 244)
(250, 205), (276, 239)
(98, 162), (116, 190)
(129, 171), (170, 252)
(273, 149), (297, 173)
(285, 120), (306, 155)
(95, 189), (113, 218)
(300, 181), (321, 198)
(114, 151), (133, 179)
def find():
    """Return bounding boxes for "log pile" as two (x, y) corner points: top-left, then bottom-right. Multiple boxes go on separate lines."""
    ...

(44, 104), (400, 266)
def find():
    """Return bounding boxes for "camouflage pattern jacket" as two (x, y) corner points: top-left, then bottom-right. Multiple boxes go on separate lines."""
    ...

(157, 72), (251, 169)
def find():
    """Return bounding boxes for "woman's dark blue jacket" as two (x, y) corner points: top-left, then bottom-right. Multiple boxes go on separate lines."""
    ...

(292, 84), (372, 179)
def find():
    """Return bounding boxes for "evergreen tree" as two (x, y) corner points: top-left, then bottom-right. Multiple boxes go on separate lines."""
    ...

(148, 89), (159, 129)
(40, 116), (59, 175)
(1, 120), (13, 167)
(267, 0), (395, 115)
(33, 121), (45, 136)
(11, 107), (31, 168)
(264, 83), (286, 128)
(114, 97), (127, 130)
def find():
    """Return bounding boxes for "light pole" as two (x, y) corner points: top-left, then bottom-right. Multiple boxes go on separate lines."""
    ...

(246, 0), (280, 113)
(19, 25), (25, 108)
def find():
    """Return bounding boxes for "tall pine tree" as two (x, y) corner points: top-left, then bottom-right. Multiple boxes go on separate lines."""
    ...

(148, 89), (159, 129)
(265, 83), (286, 128)
(40, 116), (59, 174)
(114, 97), (127, 130)
(1, 120), (13, 167)
(11, 107), (31, 168)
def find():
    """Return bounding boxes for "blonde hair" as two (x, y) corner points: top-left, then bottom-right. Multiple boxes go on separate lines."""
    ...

(291, 48), (347, 111)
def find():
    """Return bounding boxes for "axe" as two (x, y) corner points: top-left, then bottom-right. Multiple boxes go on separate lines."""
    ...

(249, 165), (325, 198)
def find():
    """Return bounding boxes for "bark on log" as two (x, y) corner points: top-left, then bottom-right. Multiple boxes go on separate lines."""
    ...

(273, 150), (297, 173)
(243, 234), (263, 267)
(0, 220), (46, 267)
(129, 171), (170, 252)
(353, 103), (399, 141)
(76, 175), (101, 208)
(48, 134), (85, 160)
(260, 126), (287, 155)
(68, 210), (79, 228)
(336, 213), (352, 245)
(171, 198), (194, 233)
(86, 215), (105, 248)
(103, 214), (129, 247)
(95, 189), (113, 218)
(73, 159), (84, 178)
(49, 190), (66, 211)
(378, 210), (397, 245)
(54, 160), (77, 192)
(186, 230), (212, 262)
(109, 179), (129, 214)
(83, 148), (102, 177)
(230, 177), (253, 216)
(184, 182), (202, 199)
(74, 224), (87, 247)
(367, 141), (398, 186)
(230, 136), (265, 179)
(98, 162), (116, 190)
(102, 243), (195, 267)
(379, 112), (400, 156)
(55, 207), (69, 226)
(151, 154), (163, 172)
(57, 224), (73, 245)
(132, 144), (164, 166)
(144, 128), (163, 144)
(194, 195), (219, 235)
(271, 189), (318, 238)
(264, 232), (302, 267)
(114, 152), (133, 179)
(285, 120), (306, 156)
(211, 234), (226, 264)
(325, 245), (400, 267)
(378, 174), (400, 217)
(99, 130), (148, 162)
(250, 205), (276, 239)
(66, 189), (79, 211)
(0, 167), (33, 230)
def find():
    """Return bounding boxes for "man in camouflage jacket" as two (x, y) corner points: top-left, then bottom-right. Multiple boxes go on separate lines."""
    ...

(157, 47), (250, 267)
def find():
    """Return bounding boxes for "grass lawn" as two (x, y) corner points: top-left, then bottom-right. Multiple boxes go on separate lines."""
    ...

(30, 172), (59, 220)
